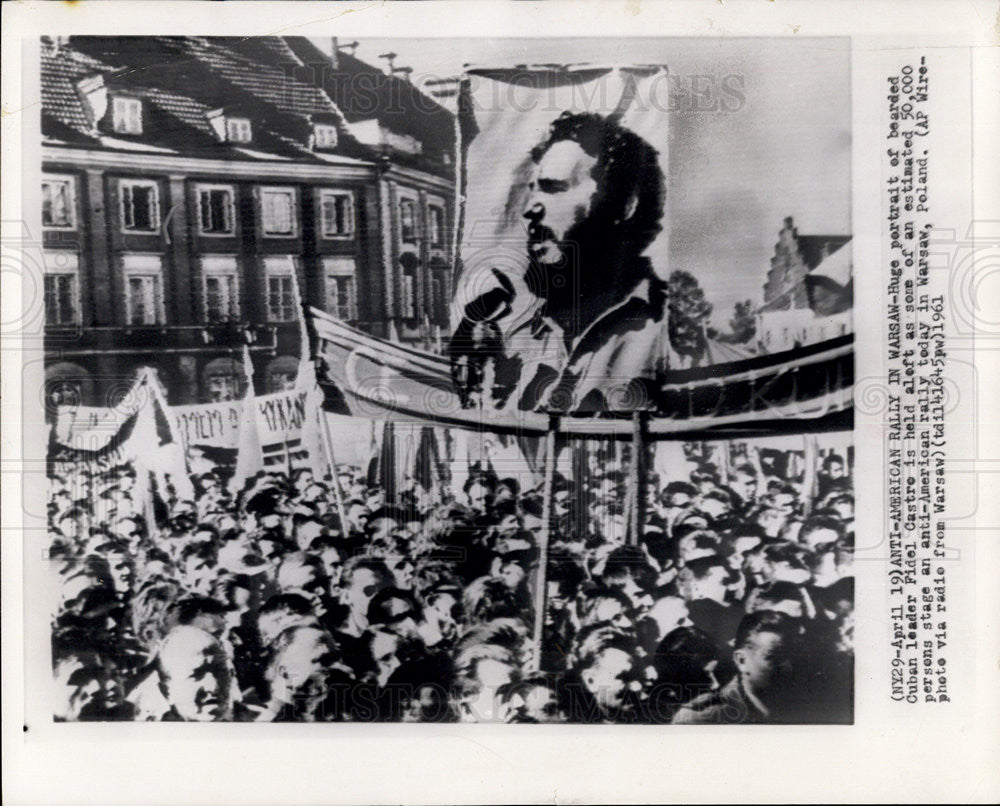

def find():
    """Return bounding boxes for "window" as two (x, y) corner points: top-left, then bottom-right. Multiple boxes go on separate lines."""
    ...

(197, 185), (235, 235)
(319, 190), (354, 239)
(120, 179), (160, 232)
(201, 256), (241, 323)
(429, 259), (449, 324)
(112, 97), (143, 135)
(323, 257), (357, 321)
(399, 198), (417, 243)
(259, 187), (296, 237)
(264, 256), (297, 322)
(122, 254), (165, 326)
(42, 176), (75, 229)
(43, 251), (80, 326)
(314, 124), (338, 149)
(399, 252), (419, 320)
(428, 204), (445, 248)
(226, 117), (252, 143)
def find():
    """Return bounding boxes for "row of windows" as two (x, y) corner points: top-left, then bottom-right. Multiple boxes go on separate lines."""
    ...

(41, 176), (356, 240)
(108, 96), (340, 152)
(43, 252), (359, 327)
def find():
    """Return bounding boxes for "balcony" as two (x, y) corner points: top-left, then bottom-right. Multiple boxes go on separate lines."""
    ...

(44, 322), (279, 355)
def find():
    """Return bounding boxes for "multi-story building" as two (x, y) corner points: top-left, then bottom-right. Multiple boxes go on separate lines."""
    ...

(40, 36), (455, 411)
(756, 216), (853, 353)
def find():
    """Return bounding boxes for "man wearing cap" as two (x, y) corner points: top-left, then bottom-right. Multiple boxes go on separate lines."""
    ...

(450, 110), (673, 414)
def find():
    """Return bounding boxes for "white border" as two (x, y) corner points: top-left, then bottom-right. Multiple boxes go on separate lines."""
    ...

(4, 3), (999, 805)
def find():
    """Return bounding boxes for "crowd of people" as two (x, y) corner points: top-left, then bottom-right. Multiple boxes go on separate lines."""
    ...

(49, 439), (854, 724)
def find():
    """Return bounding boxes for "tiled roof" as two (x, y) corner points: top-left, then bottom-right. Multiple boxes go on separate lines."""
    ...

(42, 36), (370, 161)
(40, 40), (117, 137)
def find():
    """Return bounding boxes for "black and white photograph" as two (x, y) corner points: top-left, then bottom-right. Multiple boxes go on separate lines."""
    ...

(39, 34), (856, 726)
(6, 2), (1000, 804)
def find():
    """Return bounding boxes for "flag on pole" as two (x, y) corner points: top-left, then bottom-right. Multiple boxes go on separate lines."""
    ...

(230, 346), (263, 496)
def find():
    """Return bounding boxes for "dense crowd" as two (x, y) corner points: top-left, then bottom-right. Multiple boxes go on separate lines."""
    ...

(49, 441), (854, 724)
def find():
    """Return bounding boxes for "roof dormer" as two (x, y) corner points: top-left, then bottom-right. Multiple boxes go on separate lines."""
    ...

(111, 95), (143, 135)
(313, 122), (339, 150)
(75, 74), (108, 131)
(225, 117), (253, 144)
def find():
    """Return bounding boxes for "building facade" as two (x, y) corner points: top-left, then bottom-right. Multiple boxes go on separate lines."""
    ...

(40, 36), (455, 412)
(756, 216), (853, 354)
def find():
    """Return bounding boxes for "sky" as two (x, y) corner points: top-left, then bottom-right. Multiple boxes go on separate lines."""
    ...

(344, 37), (851, 329)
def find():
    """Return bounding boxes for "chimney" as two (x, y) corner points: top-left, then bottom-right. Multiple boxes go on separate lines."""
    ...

(330, 37), (339, 70)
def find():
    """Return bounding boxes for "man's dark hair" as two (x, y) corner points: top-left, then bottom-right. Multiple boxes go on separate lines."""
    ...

(744, 580), (807, 614)
(531, 111), (664, 254)
(734, 610), (798, 651)
(367, 588), (420, 627)
(799, 515), (845, 546)
(259, 592), (315, 618)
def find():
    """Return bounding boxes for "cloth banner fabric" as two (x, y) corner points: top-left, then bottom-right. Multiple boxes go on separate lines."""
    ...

(310, 306), (853, 438)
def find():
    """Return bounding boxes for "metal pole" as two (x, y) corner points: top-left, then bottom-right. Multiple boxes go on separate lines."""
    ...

(531, 415), (558, 671)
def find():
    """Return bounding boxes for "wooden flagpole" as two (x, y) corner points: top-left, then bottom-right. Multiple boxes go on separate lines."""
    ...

(531, 415), (558, 671)
(319, 407), (350, 537)
(627, 411), (647, 546)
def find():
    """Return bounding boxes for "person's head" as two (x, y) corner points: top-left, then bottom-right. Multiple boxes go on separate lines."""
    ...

(799, 516), (844, 551)
(722, 524), (767, 565)
(573, 625), (641, 716)
(522, 111), (664, 297)
(643, 594), (692, 644)
(267, 626), (343, 720)
(677, 556), (731, 604)
(676, 528), (722, 565)
(341, 557), (394, 619)
(52, 639), (127, 721)
(732, 611), (799, 703)
(165, 595), (228, 639)
(276, 551), (328, 599)
(599, 545), (656, 609)
(490, 532), (537, 592)
(762, 541), (813, 585)
(824, 493), (854, 523)
(386, 553), (416, 591)
(106, 552), (136, 596)
(745, 580), (809, 619)
(367, 588), (422, 640)
(462, 575), (525, 627)
(452, 641), (519, 722)
(463, 479), (492, 514)
(308, 539), (345, 591)
(178, 541), (217, 594)
(727, 464), (759, 504)
(577, 586), (635, 631)
(755, 505), (790, 539)
(420, 584), (462, 639)
(292, 517), (324, 551)
(496, 675), (566, 724)
(258, 593), (318, 644)
(652, 626), (722, 707)
(156, 625), (231, 721)
(822, 454), (846, 480)
(367, 628), (404, 689)
(661, 480), (697, 510)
